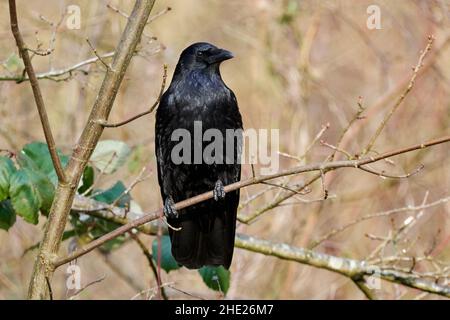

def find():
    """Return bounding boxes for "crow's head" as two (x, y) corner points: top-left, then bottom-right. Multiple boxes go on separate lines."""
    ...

(176, 42), (233, 72)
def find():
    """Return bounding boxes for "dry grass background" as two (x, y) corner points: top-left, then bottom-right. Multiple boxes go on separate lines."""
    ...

(0, 0), (449, 299)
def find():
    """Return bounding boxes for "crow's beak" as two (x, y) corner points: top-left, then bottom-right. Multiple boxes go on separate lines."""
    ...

(208, 48), (234, 64)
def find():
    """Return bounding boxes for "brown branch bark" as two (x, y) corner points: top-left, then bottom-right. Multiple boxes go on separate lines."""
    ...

(54, 135), (450, 268)
(0, 52), (115, 82)
(235, 234), (450, 298)
(68, 199), (450, 298)
(8, 0), (66, 182)
(26, 0), (156, 299)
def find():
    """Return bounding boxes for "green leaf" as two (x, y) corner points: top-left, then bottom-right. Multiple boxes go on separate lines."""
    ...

(92, 181), (130, 208)
(9, 169), (41, 224)
(70, 212), (125, 253)
(17, 142), (68, 185)
(279, 0), (298, 24)
(198, 266), (230, 294)
(0, 156), (16, 201)
(127, 145), (144, 174)
(0, 200), (16, 231)
(29, 170), (55, 213)
(152, 235), (181, 273)
(90, 219), (125, 252)
(71, 180), (132, 253)
(4, 53), (24, 73)
(91, 140), (131, 174)
(78, 166), (94, 194)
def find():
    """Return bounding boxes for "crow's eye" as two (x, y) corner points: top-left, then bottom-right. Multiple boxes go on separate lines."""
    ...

(196, 51), (204, 57)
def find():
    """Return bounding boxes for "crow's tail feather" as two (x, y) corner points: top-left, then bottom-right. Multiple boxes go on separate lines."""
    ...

(169, 208), (236, 270)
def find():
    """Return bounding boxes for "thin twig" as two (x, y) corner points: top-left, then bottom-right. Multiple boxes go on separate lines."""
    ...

(68, 195), (450, 298)
(111, 166), (151, 207)
(102, 64), (167, 127)
(68, 275), (106, 299)
(352, 277), (377, 300)
(358, 163), (424, 179)
(8, 0), (66, 182)
(310, 195), (450, 248)
(131, 234), (168, 300)
(54, 135), (450, 267)
(234, 234), (450, 298)
(0, 52), (115, 82)
(86, 38), (112, 71)
(147, 6), (172, 24)
(362, 36), (435, 155)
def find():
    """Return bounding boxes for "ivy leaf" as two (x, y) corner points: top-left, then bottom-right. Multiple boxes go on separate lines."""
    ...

(151, 235), (181, 273)
(92, 181), (130, 208)
(78, 166), (94, 195)
(127, 145), (144, 174)
(0, 200), (16, 231)
(90, 219), (125, 252)
(4, 53), (24, 73)
(198, 266), (230, 295)
(69, 212), (125, 252)
(17, 142), (68, 185)
(91, 140), (131, 174)
(29, 170), (55, 214)
(9, 169), (41, 224)
(0, 156), (16, 201)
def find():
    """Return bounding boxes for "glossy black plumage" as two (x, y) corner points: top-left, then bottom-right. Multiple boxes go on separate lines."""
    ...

(155, 42), (242, 269)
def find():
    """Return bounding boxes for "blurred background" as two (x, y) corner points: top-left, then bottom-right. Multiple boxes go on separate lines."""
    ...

(0, 0), (449, 299)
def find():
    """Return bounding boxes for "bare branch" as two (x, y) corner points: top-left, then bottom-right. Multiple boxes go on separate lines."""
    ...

(362, 36), (435, 155)
(278, 122), (330, 163)
(358, 163), (424, 179)
(27, 0), (157, 299)
(101, 64), (168, 127)
(0, 52), (115, 82)
(147, 6), (172, 24)
(235, 234), (450, 298)
(131, 234), (168, 300)
(68, 275), (106, 300)
(69, 193), (450, 297)
(86, 38), (112, 71)
(352, 277), (377, 300)
(54, 135), (450, 267)
(8, 0), (66, 183)
(310, 195), (450, 248)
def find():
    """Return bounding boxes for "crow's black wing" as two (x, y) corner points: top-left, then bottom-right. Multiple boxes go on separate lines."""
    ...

(155, 78), (242, 269)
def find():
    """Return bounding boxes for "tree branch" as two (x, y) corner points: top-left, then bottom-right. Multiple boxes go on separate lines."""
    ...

(235, 234), (450, 298)
(309, 195), (450, 248)
(27, 0), (156, 299)
(54, 135), (450, 267)
(68, 196), (450, 298)
(101, 64), (167, 127)
(362, 36), (434, 155)
(131, 234), (168, 300)
(8, 0), (66, 182)
(0, 52), (115, 82)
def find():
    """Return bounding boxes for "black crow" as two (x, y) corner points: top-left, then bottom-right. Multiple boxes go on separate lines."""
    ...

(155, 42), (242, 269)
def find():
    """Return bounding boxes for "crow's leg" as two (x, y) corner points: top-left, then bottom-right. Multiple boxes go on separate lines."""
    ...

(163, 195), (178, 219)
(213, 179), (226, 201)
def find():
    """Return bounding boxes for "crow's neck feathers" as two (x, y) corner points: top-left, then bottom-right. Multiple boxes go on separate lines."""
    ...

(168, 65), (231, 109)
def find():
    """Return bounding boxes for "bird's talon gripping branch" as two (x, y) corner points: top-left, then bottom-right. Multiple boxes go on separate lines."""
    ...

(213, 179), (226, 201)
(163, 196), (178, 219)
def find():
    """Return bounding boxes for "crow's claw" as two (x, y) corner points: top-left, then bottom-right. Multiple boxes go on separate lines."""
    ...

(163, 196), (178, 219)
(213, 180), (226, 201)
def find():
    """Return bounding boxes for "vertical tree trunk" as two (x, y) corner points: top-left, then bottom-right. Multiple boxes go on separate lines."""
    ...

(28, 0), (156, 299)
